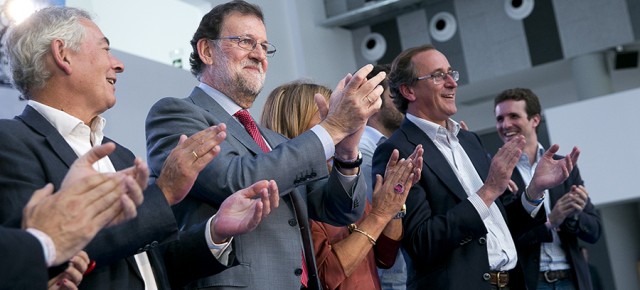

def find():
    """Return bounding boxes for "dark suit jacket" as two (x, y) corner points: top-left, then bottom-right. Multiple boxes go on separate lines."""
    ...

(145, 87), (366, 289)
(372, 119), (543, 290)
(0, 106), (227, 289)
(503, 157), (601, 290)
(0, 227), (48, 290)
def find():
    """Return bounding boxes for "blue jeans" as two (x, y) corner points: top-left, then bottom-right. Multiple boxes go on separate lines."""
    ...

(378, 249), (408, 290)
(537, 278), (576, 290)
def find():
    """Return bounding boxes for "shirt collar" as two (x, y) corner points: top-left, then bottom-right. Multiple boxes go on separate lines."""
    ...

(198, 82), (243, 116)
(406, 113), (460, 140)
(28, 100), (106, 139)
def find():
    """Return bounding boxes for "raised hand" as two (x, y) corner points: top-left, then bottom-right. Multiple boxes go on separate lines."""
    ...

(478, 135), (525, 206)
(156, 124), (227, 205)
(210, 180), (280, 243)
(528, 145), (580, 199)
(23, 174), (132, 266)
(369, 149), (416, 221)
(318, 64), (386, 145)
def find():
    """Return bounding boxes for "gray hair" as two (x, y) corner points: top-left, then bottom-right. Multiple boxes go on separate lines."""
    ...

(3, 6), (91, 98)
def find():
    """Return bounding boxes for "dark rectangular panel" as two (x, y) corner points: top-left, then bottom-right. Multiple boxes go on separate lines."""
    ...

(371, 19), (402, 65)
(523, 0), (563, 65)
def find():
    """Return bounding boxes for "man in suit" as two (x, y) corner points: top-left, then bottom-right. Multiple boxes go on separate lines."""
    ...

(494, 88), (601, 290)
(371, 45), (580, 290)
(0, 6), (279, 289)
(1, 143), (142, 290)
(145, 1), (385, 289)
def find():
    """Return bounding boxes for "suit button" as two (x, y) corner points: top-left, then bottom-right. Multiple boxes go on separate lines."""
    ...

(483, 273), (491, 281)
(294, 268), (303, 276)
(143, 244), (150, 251)
(311, 172), (317, 177)
(137, 248), (144, 253)
(288, 219), (298, 226)
(150, 241), (159, 248)
(479, 237), (486, 245)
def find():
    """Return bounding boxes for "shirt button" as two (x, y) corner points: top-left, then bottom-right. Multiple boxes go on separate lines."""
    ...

(294, 268), (303, 276)
(483, 273), (491, 281)
(479, 237), (487, 245)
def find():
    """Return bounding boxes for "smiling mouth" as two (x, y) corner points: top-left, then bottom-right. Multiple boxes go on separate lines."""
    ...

(107, 78), (116, 85)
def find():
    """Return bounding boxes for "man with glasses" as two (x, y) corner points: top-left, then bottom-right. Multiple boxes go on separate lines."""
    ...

(145, 1), (386, 289)
(371, 45), (581, 290)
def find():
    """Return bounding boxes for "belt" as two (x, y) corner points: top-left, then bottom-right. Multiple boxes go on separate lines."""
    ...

(486, 271), (509, 288)
(539, 269), (571, 283)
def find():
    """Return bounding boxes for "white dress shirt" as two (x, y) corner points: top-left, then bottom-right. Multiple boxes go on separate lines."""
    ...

(516, 143), (570, 271)
(406, 114), (518, 271)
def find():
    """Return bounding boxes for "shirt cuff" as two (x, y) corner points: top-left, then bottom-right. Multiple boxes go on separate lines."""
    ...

(205, 215), (233, 265)
(468, 194), (491, 220)
(521, 192), (544, 217)
(310, 125), (335, 160)
(26, 228), (56, 267)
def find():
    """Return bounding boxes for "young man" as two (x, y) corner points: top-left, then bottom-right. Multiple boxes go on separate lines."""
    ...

(495, 88), (601, 290)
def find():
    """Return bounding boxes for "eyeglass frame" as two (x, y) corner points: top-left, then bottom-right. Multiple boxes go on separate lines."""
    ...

(211, 36), (277, 57)
(416, 70), (459, 84)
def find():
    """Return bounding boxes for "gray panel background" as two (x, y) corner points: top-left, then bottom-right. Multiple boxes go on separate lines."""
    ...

(455, 0), (531, 83)
(554, 0), (634, 57)
(397, 9), (431, 51)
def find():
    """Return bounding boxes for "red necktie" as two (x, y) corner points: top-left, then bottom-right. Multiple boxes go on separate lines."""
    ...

(234, 110), (270, 153)
(233, 109), (309, 287)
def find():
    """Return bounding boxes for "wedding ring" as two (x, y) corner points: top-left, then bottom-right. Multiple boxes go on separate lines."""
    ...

(365, 96), (373, 104)
(393, 183), (404, 194)
(192, 150), (199, 160)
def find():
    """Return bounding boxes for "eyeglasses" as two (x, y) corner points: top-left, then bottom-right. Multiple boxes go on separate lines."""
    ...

(416, 70), (459, 85)
(213, 36), (276, 57)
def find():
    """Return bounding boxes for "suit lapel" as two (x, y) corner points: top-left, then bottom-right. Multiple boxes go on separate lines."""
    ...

(188, 87), (277, 154)
(17, 106), (78, 168)
(401, 119), (469, 201)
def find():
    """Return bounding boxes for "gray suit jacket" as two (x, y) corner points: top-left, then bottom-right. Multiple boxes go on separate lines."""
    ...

(146, 87), (366, 289)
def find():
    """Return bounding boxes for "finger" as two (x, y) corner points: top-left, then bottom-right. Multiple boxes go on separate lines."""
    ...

(344, 64), (374, 92)
(385, 149), (400, 172)
(257, 188), (270, 218)
(66, 259), (87, 286)
(268, 180), (279, 209)
(314, 93), (329, 120)
(122, 175), (144, 206)
(74, 143), (117, 168)
(507, 180), (518, 193)
(459, 120), (469, 131)
(545, 144), (560, 158)
(119, 193), (139, 222)
(372, 174), (384, 197)
(570, 146), (580, 166)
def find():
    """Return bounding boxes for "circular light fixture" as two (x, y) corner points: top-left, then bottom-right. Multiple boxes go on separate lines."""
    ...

(360, 32), (387, 62)
(429, 12), (457, 42)
(504, 0), (535, 20)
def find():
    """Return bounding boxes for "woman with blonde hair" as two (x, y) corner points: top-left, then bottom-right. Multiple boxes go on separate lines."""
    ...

(261, 80), (422, 290)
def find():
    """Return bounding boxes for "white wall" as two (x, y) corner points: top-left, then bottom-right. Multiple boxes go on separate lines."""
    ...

(545, 87), (640, 206)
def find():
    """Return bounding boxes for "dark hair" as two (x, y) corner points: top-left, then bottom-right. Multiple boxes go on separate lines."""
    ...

(388, 44), (436, 113)
(366, 63), (391, 92)
(189, 0), (263, 78)
(494, 88), (542, 119)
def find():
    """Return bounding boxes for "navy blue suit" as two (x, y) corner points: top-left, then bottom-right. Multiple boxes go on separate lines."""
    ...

(372, 119), (543, 290)
(0, 105), (227, 289)
(503, 158), (601, 290)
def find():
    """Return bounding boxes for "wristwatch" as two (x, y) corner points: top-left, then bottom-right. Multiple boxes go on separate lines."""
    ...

(393, 204), (406, 219)
(333, 151), (363, 169)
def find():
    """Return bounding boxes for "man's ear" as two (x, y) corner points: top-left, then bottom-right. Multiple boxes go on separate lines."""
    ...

(399, 84), (417, 102)
(51, 39), (72, 75)
(531, 114), (541, 129)
(197, 38), (214, 65)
